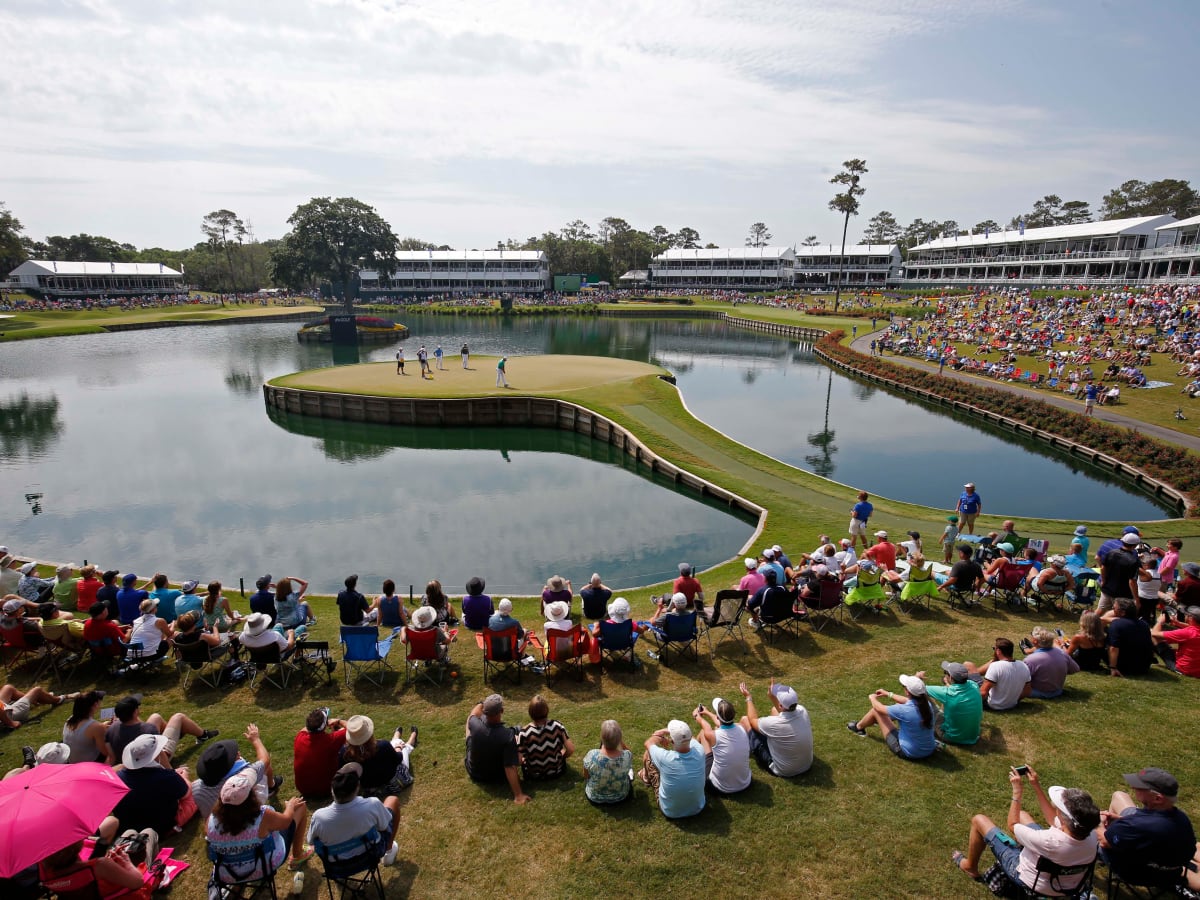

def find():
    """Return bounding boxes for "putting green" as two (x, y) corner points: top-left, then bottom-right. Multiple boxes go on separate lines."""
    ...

(272, 354), (667, 396)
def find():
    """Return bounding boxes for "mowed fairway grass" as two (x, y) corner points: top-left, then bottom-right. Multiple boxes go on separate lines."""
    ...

(5, 306), (1200, 899)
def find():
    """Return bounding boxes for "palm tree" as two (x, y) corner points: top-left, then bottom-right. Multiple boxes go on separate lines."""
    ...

(828, 159), (868, 313)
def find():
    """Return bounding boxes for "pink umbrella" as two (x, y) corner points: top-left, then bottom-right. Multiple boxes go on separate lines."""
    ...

(0, 762), (129, 878)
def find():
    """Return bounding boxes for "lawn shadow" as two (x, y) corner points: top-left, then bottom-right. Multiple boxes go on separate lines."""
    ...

(970, 723), (1011, 755)
(382, 859), (419, 898)
(790, 754), (835, 790)
(666, 796), (733, 835)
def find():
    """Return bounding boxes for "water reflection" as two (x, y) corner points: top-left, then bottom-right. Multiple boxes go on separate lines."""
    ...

(0, 393), (63, 461)
(804, 376), (839, 479)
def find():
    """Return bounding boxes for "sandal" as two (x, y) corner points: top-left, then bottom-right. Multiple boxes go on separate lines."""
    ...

(288, 846), (315, 869)
(952, 850), (981, 881)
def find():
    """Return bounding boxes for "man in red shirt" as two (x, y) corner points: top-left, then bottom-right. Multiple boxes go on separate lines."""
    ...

(293, 707), (349, 799)
(1152, 605), (1200, 678)
(82, 601), (130, 656)
(673, 564), (706, 618)
(865, 531), (902, 587)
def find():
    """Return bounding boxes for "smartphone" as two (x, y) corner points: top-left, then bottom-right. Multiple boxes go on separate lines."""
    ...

(100, 707), (115, 721)
(1013, 764), (1030, 776)
(1055, 629), (1064, 638)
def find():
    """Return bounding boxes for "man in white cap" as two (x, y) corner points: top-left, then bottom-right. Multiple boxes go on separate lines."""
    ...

(640, 719), (708, 819)
(835, 538), (859, 574)
(956, 482), (982, 535)
(1098, 532), (1142, 615)
(737, 679), (812, 777)
(691, 698), (751, 794)
(649, 592), (690, 635)
(112, 733), (190, 837)
(16, 561), (55, 604)
(464, 693), (528, 804)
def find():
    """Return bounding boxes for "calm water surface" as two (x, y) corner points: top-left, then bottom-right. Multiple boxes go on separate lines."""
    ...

(0, 315), (1166, 593)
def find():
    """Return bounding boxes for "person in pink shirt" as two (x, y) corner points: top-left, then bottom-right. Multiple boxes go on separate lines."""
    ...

(1159, 538), (1182, 588)
(737, 558), (765, 597)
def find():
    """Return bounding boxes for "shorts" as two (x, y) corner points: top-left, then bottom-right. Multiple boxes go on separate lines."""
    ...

(5, 695), (33, 722)
(884, 731), (917, 759)
(849, 519), (867, 535)
(1085, 398), (1095, 409)
(162, 719), (182, 757)
(984, 826), (1027, 885)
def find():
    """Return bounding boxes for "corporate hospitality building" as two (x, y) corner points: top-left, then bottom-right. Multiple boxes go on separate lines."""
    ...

(8, 260), (184, 297)
(648, 247), (796, 290)
(358, 250), (550, 295)
(794, 244), (902, 289)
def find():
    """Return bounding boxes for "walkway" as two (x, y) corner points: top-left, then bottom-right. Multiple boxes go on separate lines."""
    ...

(848, 332), (1200, 455)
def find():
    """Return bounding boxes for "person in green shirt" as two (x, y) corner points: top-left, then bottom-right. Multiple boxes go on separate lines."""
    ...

(918, 662), (982, 745)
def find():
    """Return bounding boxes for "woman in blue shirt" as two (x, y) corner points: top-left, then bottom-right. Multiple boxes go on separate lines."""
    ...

(847, 674), (937, 760)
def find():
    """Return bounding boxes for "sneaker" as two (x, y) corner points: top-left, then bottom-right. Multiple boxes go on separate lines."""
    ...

(383, 842), (399, 866)
(138, 828), (160, 866)
(749, 620), (762, 631)
(408, 725), (418, 748)
(197, 728), (220, 743)
(270, 775), (285, 794)
(646, 651), (659, 660)
(20, 745), (35, 768)
(287, 846), (315, 870)
(846, 722), (867, 737)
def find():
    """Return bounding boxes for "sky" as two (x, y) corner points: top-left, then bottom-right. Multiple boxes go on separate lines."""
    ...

(2, 0), (1197, 253)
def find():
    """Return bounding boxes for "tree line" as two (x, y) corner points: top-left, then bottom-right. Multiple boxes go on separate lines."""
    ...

(858, 177), (1198, 252)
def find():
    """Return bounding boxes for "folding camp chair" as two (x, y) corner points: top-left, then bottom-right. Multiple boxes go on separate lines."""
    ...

(757, 591), (803, 643)
(1067, 570), (1098, 613)
(804, 578), (845, 632)
(987, 852), (1097, 900)
(0, 625), (50, 679)
(341, 625), (398, 686)
(543, 624), (590, 682)
(246, 642), (301, 690)
(403, 626), (454, 686)
(973, 537), (998, 567)
(295, 640), (336, 685)
(596, 619), (639, 672)
(479, 625), (525, 685)
(1025, 539), (1048, 562)
(1102, 857), (1195, 900)
(1027, 576), (1068, 613)
(1046, 376), (1059, 390)
(706, 589), (748, 655)
(313, 827), (389, 900)
(207, 841), (279, 900)
(897, 563), (938, 614)
(984, 561), (1030, 611)
(36, 620), (86, 686)
(174, 639), (229, 689)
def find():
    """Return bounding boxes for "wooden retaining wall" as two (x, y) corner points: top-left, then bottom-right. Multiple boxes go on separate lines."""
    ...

(262, 383), (767, 539)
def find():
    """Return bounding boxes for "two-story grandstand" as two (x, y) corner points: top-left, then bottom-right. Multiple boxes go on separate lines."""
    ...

(359, 250), (550, 295)
(648, 247), (795, 290)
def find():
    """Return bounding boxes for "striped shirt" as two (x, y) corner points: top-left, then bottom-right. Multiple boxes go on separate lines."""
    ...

(517, 720), (570, 780)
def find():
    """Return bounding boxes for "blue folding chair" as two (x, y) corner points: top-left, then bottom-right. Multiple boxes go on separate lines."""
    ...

(649, 611), (708, 666)
(313, 827), (389, 900)
(207, 841), (279, 900)
(596, 619), (639, 673)
(340, 626), (398, 686)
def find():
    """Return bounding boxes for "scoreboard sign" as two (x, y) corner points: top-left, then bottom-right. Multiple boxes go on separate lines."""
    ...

(329, 315), (359, 344)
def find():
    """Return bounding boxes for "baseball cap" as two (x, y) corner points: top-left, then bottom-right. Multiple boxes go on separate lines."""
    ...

(666, 719), (692, 748)
(874, 530), (888, 539)
(1123, 767), (1178, 797)
(898, 674), (927, 696)
(744, 557), (757, 568)
(2, 599), (22, 615)
(219, 769), (257, 805)
(122, 573), (137, 585)
(255, 574), (271, 589)
(770, 684), (799, 709)
(1123, 526), (1141, 535)
(940, 661), (968, 683)
(1121, 533), (1141, 545)
(331, 762), (362, 798)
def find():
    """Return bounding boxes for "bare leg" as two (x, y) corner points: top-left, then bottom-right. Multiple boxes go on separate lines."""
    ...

(960, 813), (998, 877)
(290, 805), (308, 856)
(146, 713), (167, 732)
(1109, 791), (1136, 816)
(97, 815), (120, 843)
(166, 712), (205, 738)
(0, 685), (20, 703)
(24, 685), (61, 707)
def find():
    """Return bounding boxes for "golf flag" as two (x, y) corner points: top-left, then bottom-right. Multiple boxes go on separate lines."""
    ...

(1019, 220), (1025, 236)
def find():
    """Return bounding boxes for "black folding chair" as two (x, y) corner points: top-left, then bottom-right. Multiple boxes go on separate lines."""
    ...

(246, 642), (301, 690)
(706, 590), (748, 656)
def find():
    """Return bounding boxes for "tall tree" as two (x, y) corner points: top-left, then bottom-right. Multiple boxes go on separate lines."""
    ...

(649, 225), (672, 255)
(745, 222), (772, 247)
(270, 197), (399, 311)
(801, 235), (820, 248)
(42, 234), (135, 262)
(1023, 195), (1064, 228)
(899, 218), (935, 255)
(1059, 200), (1092, 224)
(828, 158), (868, 311)
(860, 211), (900, 245)
(703, 242), (720, 249)
(673, 227), (701, 249)
(201, 209), (247, 298)
(0, 202), (25, 274)
(973, 219), (1001, 236)
(397, 237), (438, 251)
(1100, 178), (1198, 220)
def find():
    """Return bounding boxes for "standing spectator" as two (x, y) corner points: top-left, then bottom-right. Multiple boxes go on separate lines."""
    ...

(962, 638), (1032, 711)
(434, 344), (444, 370)
(579, 573), (613, 621)
(464, 694), (528, 804)
(337, 575), (376, 626)
(582, 720), (633, 806)
(940, 515), (960, 564)
(1072, 525), (1091, 560)
(516, 695), (574, 781)
(294, 708), (349, 800)
(921, 663), (982, 746)
(640, 720), (708, 819)
(846, 674), (938, 761)
(1159, 538), (1182, 590)
(956, 482), (983, 535)
(1098, 767), (1195, 888)
(849, 490), (874, 551)
(1152, 604), (1200, 677)
(1099, 533), (1142, 615)
(461, 577), (494, 631)
(738, 681), (813, 777)
(692, 697), (751, 794)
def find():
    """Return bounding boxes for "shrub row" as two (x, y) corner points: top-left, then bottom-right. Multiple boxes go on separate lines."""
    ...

(818, 330), (1200, 516)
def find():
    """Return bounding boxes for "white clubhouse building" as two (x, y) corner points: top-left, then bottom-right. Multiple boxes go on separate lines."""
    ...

(794, 244), (902, 289)
(648, 247), (795, 290)
(359, 250), (550, 295)
(8, 260), (184, 297)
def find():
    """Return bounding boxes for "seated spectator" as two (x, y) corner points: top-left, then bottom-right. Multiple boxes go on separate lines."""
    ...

(337, 574), (376, 627)
(953, 766), (1100, 894)
(757, 548), (786, 588)
(1020, 626), (1080, 698)
(464, 694), (529, 804)
(94, 569), (121, 621)
(1152, 604), (1200, 677)
(673, 563), (706, 619)
(294, 709), (348, 800)
(404, 605), (450, 660)
(1058, 610), (1108, 671)
(517, 695), (574, 780)
(82, 602), (131, 657)
(240, 612), (297, 658)
(420, 579), (455, 626)
(737, 556), (765, 597)
(1098, 767), (1195, 888)
(920, 663), (982, 746)
(692, 697), (751, 794)
(962, 638), (1032, 711)
(1107, 598), (1156, 677)
(75, 565), (103, 613)
(376, 580), (407, 628)
(541, 575), (573, 617)
(738, 681), (813, 777)
(193, 725), (281, 819)
(306, 763), (398, 867)
(61, 690), (111, 763)
(648, 592), (692, 635)
(206, 769), (312, 875)
(590, 596), (647, 642)
(1064, 542), (1089, 571)
(127, 597), (172, 660)
(0, 682), (71, 730)
(582, 719), (633, 805)
(112, 734), (190, 837)
(37, 839), (145, 899)
(846, 674), (937, 761)
(748, 569), (793, 627)
(17, 561), (55, 604)
(487, 598), (528, 650)
(273, 577), (313, 633)
(105, 694), (217, 766)
(51, 564), (77, 611)
(146, 573), (183, 623)
(172, 610), (231, 661)
(939, 544), (984, 602)
(174, 580), (203, 620)
(900, 554), (941, 604)
(639, 719), (708, 819)
(1031, 555), (1074, 600)
(460, 577), (494, 631)
(543, 600), (575, 656)
(116, 573), (150, 625)
(203, 581), (241, 632)
(864, 531), (903, 587)
(1, 597), (48, 645)
(844, 559), (887, 611)
(248, 574), (276, 623)
(339, 716), (416, 820)
(579, 573), (613, 621)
